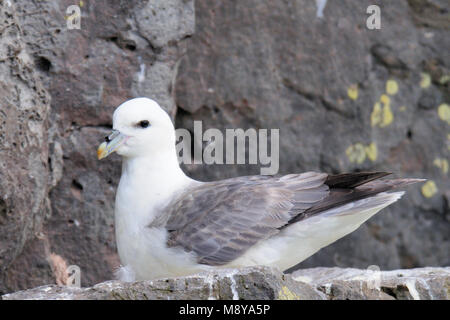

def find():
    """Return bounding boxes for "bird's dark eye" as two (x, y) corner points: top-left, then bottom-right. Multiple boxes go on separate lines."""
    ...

(138, 120), (150, 128)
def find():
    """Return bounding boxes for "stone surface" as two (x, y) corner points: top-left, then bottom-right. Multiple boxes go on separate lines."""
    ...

(0, 0), (51, 292)
(1, 266), (325, 300)
(293, 266), (450, 300)
(2, 266), (449, 300)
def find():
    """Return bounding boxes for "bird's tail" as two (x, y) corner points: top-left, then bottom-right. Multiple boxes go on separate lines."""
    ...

(300, 177), (426, 219)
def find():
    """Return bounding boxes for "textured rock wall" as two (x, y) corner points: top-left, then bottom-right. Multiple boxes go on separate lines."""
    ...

(0, 0), (448, 295)
(0, 0), (51, 292)
(0, 0), (194, 294)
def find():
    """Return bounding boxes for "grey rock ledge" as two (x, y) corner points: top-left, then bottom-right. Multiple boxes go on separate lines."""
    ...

(2, 266), (449, 300)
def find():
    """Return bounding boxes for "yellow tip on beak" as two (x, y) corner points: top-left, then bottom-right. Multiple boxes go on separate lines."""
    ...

(97, 130), (128, 160)
(97, 142), (108, 160)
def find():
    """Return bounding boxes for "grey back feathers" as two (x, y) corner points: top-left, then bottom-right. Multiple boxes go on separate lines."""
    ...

(160, 172), (422, 266)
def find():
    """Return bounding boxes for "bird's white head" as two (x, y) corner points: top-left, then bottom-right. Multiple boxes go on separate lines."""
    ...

(97, 97), (176, 160)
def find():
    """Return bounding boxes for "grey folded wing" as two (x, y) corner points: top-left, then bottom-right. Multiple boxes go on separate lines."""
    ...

(162, 171), (421, 266)
(164, 172), (329, 266)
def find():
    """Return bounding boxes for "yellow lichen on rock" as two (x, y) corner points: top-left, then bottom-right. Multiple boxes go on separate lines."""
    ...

(420, 73), (431, 89)
(347, 84), (358, 101)
(278, 286), (300, 300)
(421, 180), (438, 198)
(346, 143), (366, 164)
(439, 75), (450, 85)
(365, 143), (378, 161)
(346, 142), (377, 164)
(433, 158), (449, 174)
(380, 94), (390, 105)
(380, 103), (394, 128)
(371, 95), (393, 128)
(438, 104), (450, 125)
(371, 102), (382, 127)
(386, 80), (399, 95)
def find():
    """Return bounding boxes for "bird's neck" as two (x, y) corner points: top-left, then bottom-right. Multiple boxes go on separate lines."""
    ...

(121, 149), (185, 182)
(116, 150), (193, 226)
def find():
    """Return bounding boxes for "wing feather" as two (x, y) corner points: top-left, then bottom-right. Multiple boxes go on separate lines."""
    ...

(165, 172), (328, 265)
(162, 171), (422, 266)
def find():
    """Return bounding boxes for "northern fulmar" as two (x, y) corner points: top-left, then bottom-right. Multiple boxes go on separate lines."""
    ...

(97, 97), (423, 281)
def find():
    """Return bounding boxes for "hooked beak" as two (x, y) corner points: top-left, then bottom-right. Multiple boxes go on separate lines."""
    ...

(97, 130), (128, 160)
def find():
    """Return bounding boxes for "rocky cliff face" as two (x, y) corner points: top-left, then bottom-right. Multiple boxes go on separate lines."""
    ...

(0, 0), (194, 293)
(0, 0), (448, 295)
(2, 266), (449, 300)
(0, 0), (52, 292)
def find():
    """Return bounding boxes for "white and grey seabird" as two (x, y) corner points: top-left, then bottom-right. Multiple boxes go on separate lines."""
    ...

(97, 97), (423, 282)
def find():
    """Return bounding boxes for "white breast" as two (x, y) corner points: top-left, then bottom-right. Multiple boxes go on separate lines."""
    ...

(113, 157), (207, 281)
